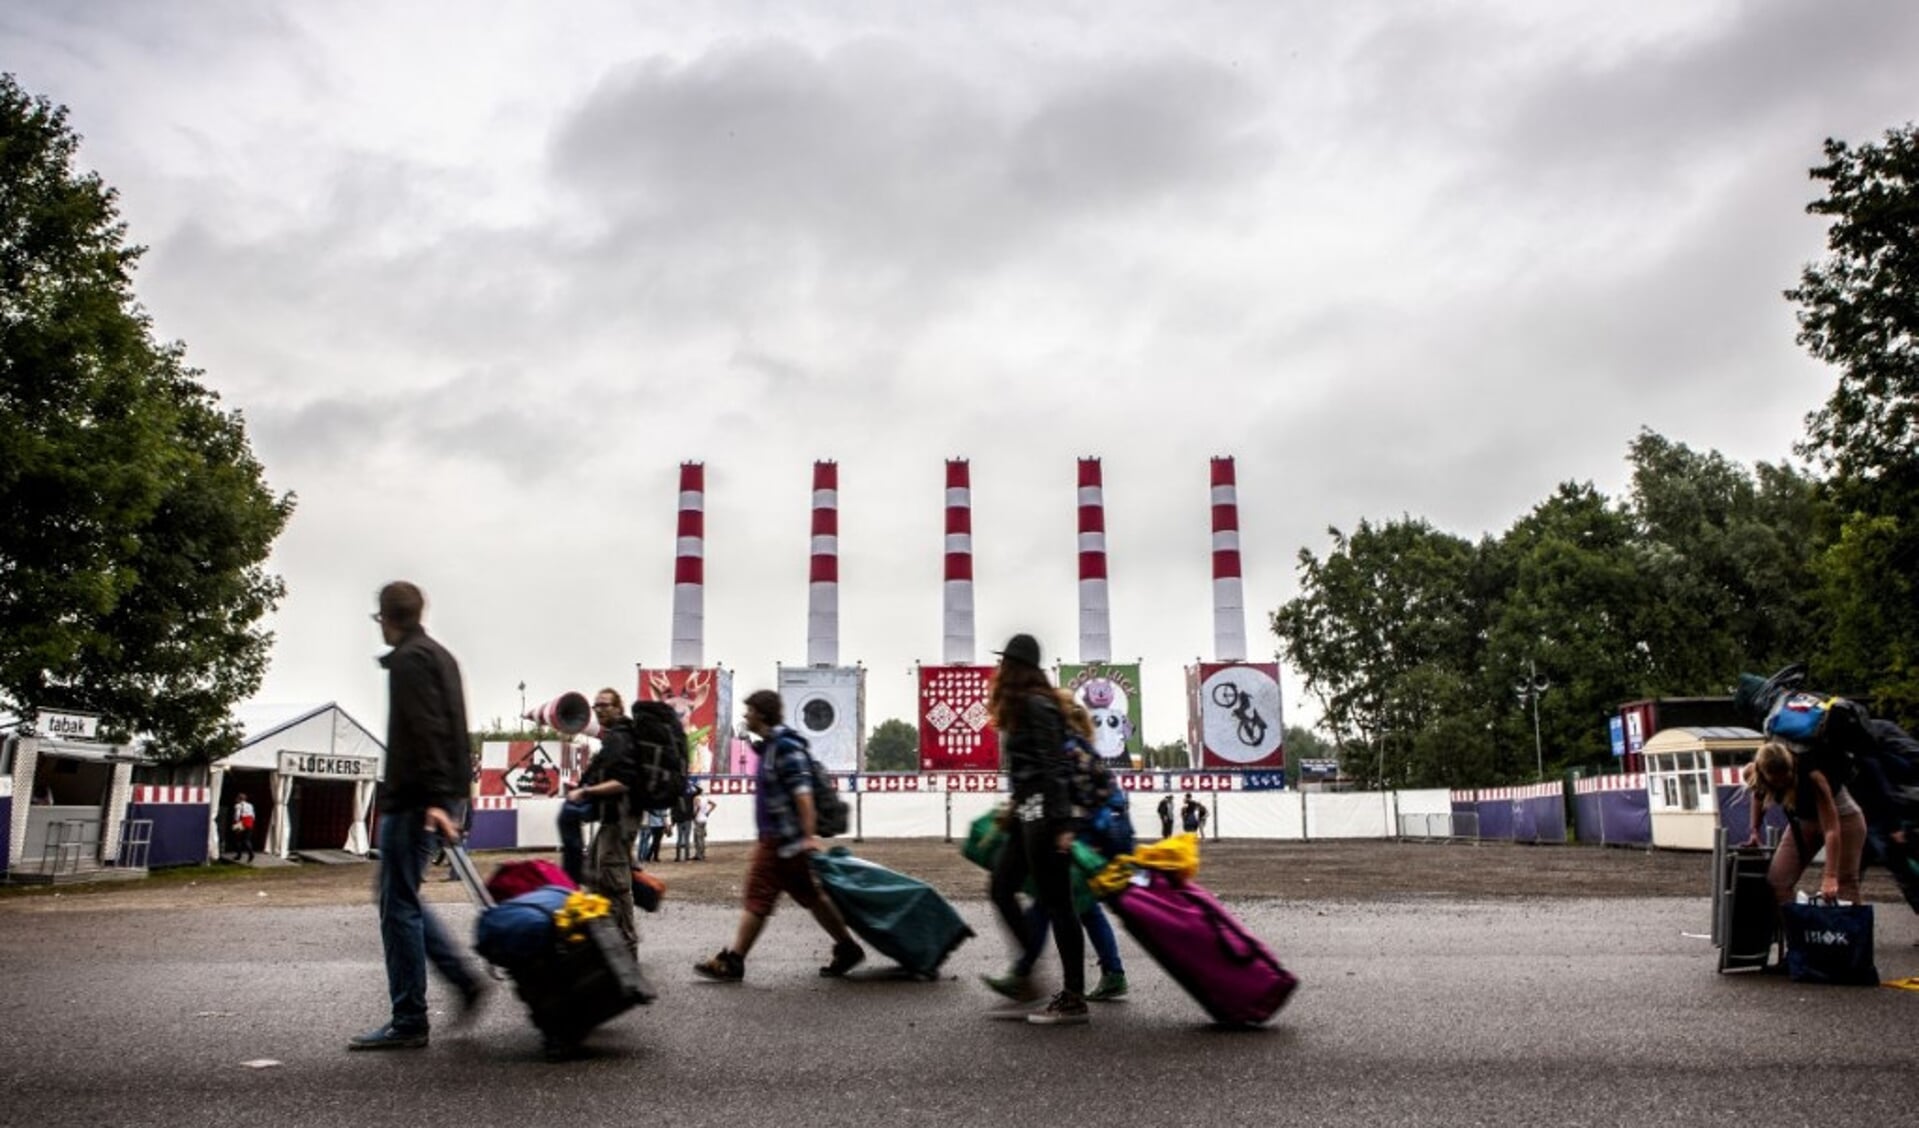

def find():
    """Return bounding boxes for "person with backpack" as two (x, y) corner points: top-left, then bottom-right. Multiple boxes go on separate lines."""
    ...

(563, 688), (645, 956)
(985, 692), (1130, 1005)
(1181, 793), (1208, 835)
(982, 633), (1089, 1025)
(1743, 738), (1867, 906)
(693, 689), (863, 982)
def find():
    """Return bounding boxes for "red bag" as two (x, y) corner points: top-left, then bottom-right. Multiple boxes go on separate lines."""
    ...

(485, 859), (576, 903)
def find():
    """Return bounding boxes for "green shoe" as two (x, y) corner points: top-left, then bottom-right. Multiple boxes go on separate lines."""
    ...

(979, 971), (1039, 1002)
(1086, 972), (1129, 1002)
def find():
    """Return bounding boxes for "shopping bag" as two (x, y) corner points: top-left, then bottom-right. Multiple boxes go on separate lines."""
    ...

(1781, 896), (1879, 986)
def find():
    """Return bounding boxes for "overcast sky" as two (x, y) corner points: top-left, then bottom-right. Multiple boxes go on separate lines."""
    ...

(7, 2), (1915, 746)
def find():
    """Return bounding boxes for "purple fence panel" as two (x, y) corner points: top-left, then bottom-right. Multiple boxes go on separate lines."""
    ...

(1527, 795), (1567, 843)
(1573, 793), (1605, 843)
(1511, 800), (1539, 842)
(466, 808), (518, 850)
(1600, 791), (1651, 847)
(1715, 785), (1790, 845)
(1476, 800), (1514, 841)
(0, 794), (10, 872)
(127, 803), (212, 868)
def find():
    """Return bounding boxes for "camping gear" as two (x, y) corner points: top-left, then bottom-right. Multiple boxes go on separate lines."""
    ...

(474, 885), (573, 968)
(485, 858), (575, 903)
(448, 845), (654, 1053)
(962, 809), (1100, 914)
(1781, 895), (1880, 986)
(811, 847), (973, 978)
(1108, 868), (1297, 1026)
(1712, 827), (1779, 973)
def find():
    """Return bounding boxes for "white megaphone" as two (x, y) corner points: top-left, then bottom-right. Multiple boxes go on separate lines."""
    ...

(525, 691), (600, 738)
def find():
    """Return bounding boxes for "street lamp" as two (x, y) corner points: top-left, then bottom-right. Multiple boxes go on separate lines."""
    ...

(1514, 660), (1550, 780)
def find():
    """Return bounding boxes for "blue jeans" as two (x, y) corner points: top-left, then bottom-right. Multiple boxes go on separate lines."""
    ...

(1018, 900), (1123, 977)
(377, 810), (478, 1034)
(558, 800), (595, 885)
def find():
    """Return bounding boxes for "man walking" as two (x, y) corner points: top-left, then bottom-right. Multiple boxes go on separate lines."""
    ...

(350, 581), (486, 1051)
(566, 689), (644, 957)
(693, 792), (716, 861)
(693, 689), (863, 982)
(230, 794), (256, 862)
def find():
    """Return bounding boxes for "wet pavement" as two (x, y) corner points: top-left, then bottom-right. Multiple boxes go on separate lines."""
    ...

(3, 895), (1917, 1127)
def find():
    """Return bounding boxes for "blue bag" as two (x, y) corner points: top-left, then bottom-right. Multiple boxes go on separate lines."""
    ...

(1781, 897), (1879, 986)
(1766, 691), (1838, 743)
(474, 885), (572, 969)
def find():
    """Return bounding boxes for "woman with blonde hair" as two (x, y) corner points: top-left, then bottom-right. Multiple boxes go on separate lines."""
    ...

(1743, 737), (1867, 905)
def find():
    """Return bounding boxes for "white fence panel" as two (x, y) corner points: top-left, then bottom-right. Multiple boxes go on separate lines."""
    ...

(514, 797), (563, 849)
(856, 792), (947, 838)
(704, 792), (760, 843)
(1213, 791), (1304, 839)
(1306, 792), (1392, 838)
(947, 791), (1006, 841)
(1394, 789), (1452, 817)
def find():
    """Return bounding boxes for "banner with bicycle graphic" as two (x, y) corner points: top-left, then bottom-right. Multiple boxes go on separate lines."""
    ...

(1188, 661), (1285, 770)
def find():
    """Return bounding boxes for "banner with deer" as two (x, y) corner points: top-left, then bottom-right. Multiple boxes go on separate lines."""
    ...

(637, 667), (733, 775)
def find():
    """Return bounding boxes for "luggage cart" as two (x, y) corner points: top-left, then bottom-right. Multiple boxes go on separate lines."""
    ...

(1712, 825), (1779, 973)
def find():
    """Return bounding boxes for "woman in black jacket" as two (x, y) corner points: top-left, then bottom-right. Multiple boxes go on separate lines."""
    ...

(983, 633), (1088, 1025)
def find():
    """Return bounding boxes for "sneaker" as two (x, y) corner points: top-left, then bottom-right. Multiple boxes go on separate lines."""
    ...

(979, 971), (1040, 1002)
(347, 1023), (429, 1051)
(1026, 990), (1090, 1025)
(1086, 972), (1129, 1002)
(820, 939), (866, 978)
(693, 949), (744, 982)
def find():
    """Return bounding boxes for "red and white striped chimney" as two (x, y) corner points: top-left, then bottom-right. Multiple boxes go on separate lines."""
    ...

(670, 462), (704, 668)
(1210, 456), (1247, 662)
(807, 460), (839, 667)
(1077, 457), (1111, 663)
(943, 459), (975, 664)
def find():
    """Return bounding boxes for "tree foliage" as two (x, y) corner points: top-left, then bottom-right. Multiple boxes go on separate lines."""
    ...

(864, 717), (919, 772)
(1789, 124), (1919, 720)
(0, 75), (292, 761)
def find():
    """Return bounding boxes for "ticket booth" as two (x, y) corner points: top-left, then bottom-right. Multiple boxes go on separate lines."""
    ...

(2, 711), (145, 882)
(215, 704), (384, 860)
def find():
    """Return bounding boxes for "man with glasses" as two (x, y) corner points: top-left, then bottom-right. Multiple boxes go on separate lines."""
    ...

(350, 581), (487, 1051)
(565, 688), (644, 955)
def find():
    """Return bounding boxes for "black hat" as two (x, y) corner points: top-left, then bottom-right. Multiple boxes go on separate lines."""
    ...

(994, 633), (1041, 667)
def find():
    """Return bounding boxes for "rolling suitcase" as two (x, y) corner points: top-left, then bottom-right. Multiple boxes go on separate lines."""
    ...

(1712, 826), (1778, 973)
(447, 844), (654, 1052)
(1109, 869), (1297, 1025)
(811, 847), (974, 978)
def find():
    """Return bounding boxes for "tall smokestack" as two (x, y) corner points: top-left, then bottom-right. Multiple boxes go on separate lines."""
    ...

(1077, 457), (1111, 663)
(807, 460), (839, 667)
(1210, 456), (1247, 662)
(670, 461), (704, 668)
(943, 459), (975, 664)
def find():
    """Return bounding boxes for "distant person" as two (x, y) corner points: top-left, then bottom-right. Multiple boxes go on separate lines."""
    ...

(350, 581), (486, 1052)
(230, 795), (256, 862)
(566, 689), (642, 956)
(672, 781), (699, 862)
(693, 689), (863, 982)
(1181, 793), (1208, 835)
(694, 793), (716, 861)
(1743, 738), (1867, 905)
(1156, 793), (1175, 839)
(643, 807), (668, 863)
(983, 633), (1087, 1025)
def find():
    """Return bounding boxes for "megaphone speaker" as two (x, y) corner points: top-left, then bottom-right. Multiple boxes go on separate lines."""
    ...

(525, 691), (600, 737)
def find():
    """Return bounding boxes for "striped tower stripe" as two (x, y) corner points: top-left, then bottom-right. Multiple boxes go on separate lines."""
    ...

(942, 459), (975, 665)
(670, 462), (704, 668)
(807, 461), (840, 667)
(1077, 457), (1111, 663)
(1210, 456), (1247, 662)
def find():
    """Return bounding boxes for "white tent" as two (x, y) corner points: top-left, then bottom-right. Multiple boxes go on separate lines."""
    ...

(216, 703), (385, 859)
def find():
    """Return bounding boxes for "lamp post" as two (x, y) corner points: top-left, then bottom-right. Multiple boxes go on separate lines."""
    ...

(1514, 660), (1550, 780)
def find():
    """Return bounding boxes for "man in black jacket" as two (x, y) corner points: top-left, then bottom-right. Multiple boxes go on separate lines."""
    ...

(350, 581), (486, 1051)
(566, 688), (643, 955)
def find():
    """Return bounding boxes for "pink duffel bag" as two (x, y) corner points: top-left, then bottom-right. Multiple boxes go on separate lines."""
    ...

(485, 859), (576, 903)
(1109, 869), (1298, 1025)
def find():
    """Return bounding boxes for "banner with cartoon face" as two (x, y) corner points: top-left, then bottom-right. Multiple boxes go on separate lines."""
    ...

(637, 666), (734, 775)
(918, 665), (999, 771)
(1058, 662), (1144, 768)
(1187, 661), (1285, 769)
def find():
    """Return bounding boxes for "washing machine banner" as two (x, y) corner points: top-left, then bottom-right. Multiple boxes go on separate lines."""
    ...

(777, 665), (864, 772)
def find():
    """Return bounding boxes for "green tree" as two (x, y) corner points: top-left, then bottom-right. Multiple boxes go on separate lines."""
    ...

(864, 717), (919, 771)
(1139, 738), (1190, 769)
(1788, 125), (1919, 723)
(0, 76), (292, 761)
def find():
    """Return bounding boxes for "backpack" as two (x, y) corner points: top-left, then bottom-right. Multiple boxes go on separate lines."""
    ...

(628, 701), (690, 812)
(770, 728), (850, 838)
(1064, 734), (1133, 856)
(670, 785), (697, 824)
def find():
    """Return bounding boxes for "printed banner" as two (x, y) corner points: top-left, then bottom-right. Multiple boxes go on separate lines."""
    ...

(638, 666), (734, 774)
(480, 740), (590, 798)
(1058, 661), (1144, 767)
(918, 665), (999, 772)
(1190, 661), (1285, 769)
(778, 665), (864, 772)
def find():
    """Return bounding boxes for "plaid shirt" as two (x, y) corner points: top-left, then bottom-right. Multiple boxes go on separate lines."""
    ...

(754, 727), (815, 847)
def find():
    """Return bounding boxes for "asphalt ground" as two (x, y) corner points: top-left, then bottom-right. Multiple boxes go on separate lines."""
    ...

(4, 842), (1918, 1128)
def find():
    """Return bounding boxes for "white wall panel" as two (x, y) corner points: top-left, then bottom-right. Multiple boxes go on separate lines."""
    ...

(1214, 792), (1305, 839)
(1306, 792), (1392, 838)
